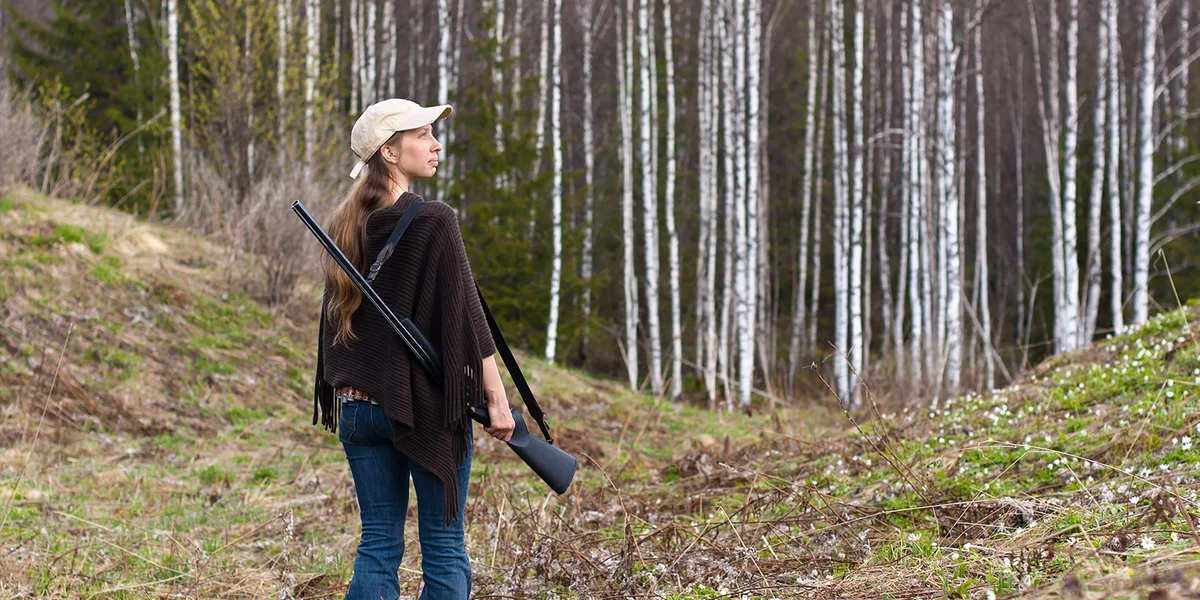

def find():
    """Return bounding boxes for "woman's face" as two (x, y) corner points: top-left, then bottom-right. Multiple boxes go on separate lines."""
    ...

(383, 124), (442, 182)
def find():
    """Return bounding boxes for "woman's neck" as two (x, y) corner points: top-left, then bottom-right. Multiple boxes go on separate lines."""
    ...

(389, 172), (411, 203)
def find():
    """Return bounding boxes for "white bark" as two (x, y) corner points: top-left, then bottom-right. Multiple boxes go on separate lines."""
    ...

(123, 0), (144, 154)
(696, 0), (713, 397)
(848, 0), (865, 406)
(1177, 0), (1190, 156)
(350, 0), (360, 112)
(639, 0), (664, 396)
(808, 25), (829, 353)
(1133, 0), (1157, 325)
(664, 0), (683, 400)
(383, 0), (396, 96)
(620, 0), (640, 390)
(788, 0), (822, 384)
(304, 0), (321, 182)
(905, 0), (925, 384)
(1085, 0), (1108, 342)
(545, 0), (563, 363)
(494, 0), (507, 154)
(973, 0), (992, 389)
(937, 0), (961, 396)
(1062, 0), (1082, 349)
(535, 0), (551, 157)
(168, 0), (183, 214)
(718, 0), (736, 404)
(1107, 0), (1125, 334)
(579, 0), (594, 357)
(278, 0), (289, 135)
(365, 0), (377, 104)
(743, 0), (762, 408)
(830, 0), (850, 404)
(438, 0), (451, 107)
(699, 0), (720, 404)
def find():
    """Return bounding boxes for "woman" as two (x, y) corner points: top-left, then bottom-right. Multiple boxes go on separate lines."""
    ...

(313, 98), (516, 600)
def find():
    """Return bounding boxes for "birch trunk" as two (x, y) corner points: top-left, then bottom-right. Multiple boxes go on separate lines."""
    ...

(909, 0), (929, 384)
(168, 0), (183, 214)
(620, 0), (639, 389)
(830, 0), (850, 404)
(718, 0), (737, 405)
(808, 25), (830, 353)
(639, 0), (664, 396)
(438, 0), (451, 109)
(1084, 0), (1108, 342)
(1132, 0), (1156, 325)
(365, 0), (377, 104)
(304, 0), (321, 181)
(383, 0), (396, 96)
(494, 0), (507, 155)
(1107, 0), (1125, 334)
(974, 0), (993, 389)
(848, 0), (865, 406)
(744, 0), (762, 407)
(937, 0), (961, 396)
(702, 0), (721, 404)
(544, 0), (563, 363)
(1062, 0), (1082, 349)
(278, 0), (289, 136)
(350, 0), (360, 111)
(695, 0), (713, 398)
(788, 0), (822, 386)
(123, 0), (144, 154)
(579, 0), (594, 360)
(664, 0), (683, 400)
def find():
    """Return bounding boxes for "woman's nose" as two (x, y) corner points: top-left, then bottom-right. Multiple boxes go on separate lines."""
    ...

(431, 137), (442, 153)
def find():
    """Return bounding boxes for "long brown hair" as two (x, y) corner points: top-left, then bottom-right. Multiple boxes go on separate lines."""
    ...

(324, 131), (404, 345)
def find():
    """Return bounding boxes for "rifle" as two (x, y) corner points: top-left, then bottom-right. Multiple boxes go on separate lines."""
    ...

(292, 200), (576, 495)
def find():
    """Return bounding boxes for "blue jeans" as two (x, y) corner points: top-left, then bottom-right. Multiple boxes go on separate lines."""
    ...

(338, 399), (472, 600)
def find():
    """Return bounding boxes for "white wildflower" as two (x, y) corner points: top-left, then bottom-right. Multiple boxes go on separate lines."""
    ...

(1140, 535), (1156, 550)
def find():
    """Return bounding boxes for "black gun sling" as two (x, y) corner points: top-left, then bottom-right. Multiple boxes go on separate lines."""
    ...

(372, 201), (556, 445)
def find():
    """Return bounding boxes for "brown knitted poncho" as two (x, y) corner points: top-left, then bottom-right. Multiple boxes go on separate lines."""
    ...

(313, 192), (496, 521)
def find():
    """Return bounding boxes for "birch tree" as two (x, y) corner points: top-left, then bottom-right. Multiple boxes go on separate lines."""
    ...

(1062, 0), (1082, 349)
(167, 0), (183, 214)
(544, 0), (563, 363)
(303, 0), (321, 181)
(848, 0), (866, 406)
(638, 0), (664, 396)
(1132, 0), (1156, 325)
(1107, 0), (1124, 334)
(830, 0), (850, 403)
(971, 0), (993, 389)
(383, 0), (396, 96)
(123, 0), (144, 154)
(1084, 0), (1108, 342)
(664, 0), (683, 400)
(350, 0), (360, 111)
(579, 0), (595, 359)
(277, 0), (289, 136)
(620, 0), (639, 390)
(937, 0), (962, 396)
(744, 0), (762, 407)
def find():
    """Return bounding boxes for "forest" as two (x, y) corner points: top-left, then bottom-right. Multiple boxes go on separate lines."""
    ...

(2, 0), (1199, 410)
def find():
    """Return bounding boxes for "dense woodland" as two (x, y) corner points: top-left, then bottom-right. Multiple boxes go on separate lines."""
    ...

(3, 0), (1199, 411)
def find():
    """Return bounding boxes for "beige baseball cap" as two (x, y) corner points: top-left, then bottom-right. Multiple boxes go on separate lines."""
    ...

(349, 98), (453, 178)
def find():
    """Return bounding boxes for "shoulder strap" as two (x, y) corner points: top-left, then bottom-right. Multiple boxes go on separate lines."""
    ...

(366, 200), (425, 283)
(475, 283), (555, 445)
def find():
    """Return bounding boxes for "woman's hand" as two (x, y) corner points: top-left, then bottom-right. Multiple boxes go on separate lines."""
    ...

(485, 394), (515, 442)
(481, 355), (515, 442)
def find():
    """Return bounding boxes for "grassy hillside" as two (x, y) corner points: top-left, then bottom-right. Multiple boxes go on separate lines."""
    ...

(1, 188), (1199, 599)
